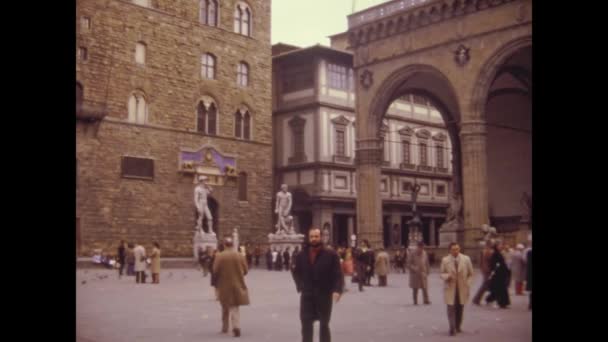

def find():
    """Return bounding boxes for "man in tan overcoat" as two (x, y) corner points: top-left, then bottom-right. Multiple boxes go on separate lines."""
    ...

(213, 237), (250, 337)
(440, 242), (474, 336)
(374, 248), (390, 287)
(149, 242), (161, 284)
(408, 241), (430, 305)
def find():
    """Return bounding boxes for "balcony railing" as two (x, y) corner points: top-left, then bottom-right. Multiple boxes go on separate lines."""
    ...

(348, 0), (432, 29)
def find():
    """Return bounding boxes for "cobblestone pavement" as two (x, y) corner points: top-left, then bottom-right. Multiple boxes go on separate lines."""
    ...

(77, 267), (531, 342)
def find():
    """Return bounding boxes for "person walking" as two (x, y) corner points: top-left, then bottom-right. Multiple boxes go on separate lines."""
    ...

(408, 241), (431, 305)
(126, 242), (135, 276)
(440, 242), (474, 336)
(510, 243), (526, 295)
(292, 228), (343, 342)
(486, 241), (511, 308)
(283, 247), (291, 271)
(472, 241), (494, 305)
(375, 247), (390, 287)
(117, 240), (126, 279)
(150, 242), (161, 284)
(213, 237), (250, 337)
(133, 243), (147, 284)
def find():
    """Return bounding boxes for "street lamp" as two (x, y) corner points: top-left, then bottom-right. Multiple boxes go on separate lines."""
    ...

(407, 182), (422, 250)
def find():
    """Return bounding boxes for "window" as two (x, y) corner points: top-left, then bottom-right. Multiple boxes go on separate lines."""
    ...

(132, 0), (150, 8)
(412, 94), (426, 105)
(328, 63), (347, 90)
(380, 179), (388, 192)
(197, 100), (217, 135)
(335, 176), (348, 189)
(336, 130), (345, 156)
(238, 172), (247, 201)
(200, 0), (218, 26)
(283, 65), (314, 92)
(234, 112), (242, 138)
(420, 184), (430, 195)
(436, 184), (446, 196)
(135, 42), (146, 65)
(122, 156), (154, 180)
(128, 92), (148, 124)
(201, 53), (216, 79)
(348, 68), (354, 91)
(234, 109), (251, 140)
(237, 62), (249, 87)
(81, 17), (91, 30)
(402, 140), (410, 164)
(288, 116), (307, 163)
(436, 144), (444, 168)
(243, 112), (251, 140)
(78, 47), (88, 61)
(402, 181), (412, 192)
(419, 142), (428, 166)
(234, 2), (252, 36)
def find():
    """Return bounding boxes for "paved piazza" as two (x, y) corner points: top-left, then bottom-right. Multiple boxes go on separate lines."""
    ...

(77, 267), (531, 342)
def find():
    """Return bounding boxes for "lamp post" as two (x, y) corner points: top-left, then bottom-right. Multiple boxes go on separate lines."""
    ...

(407, 183), (422, 250)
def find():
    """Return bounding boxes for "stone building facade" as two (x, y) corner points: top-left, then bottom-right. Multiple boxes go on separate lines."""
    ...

(76, 0), (273, 256)
(272, 44), (453, 249)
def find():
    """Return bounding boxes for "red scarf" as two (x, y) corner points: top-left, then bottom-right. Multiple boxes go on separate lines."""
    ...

(309, 245), (321, 265)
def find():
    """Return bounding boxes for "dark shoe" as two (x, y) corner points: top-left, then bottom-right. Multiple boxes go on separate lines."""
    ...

(455, 328), (461, 333)
(221, 325), (228, 334)
(449, 329), (455, 336)
(233, 328), (241, 337)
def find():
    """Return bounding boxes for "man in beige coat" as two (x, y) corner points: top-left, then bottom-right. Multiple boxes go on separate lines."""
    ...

(133, 243), (147, 284)
(408, 241), (431, 305)
(375, 248), (390, 287)
(213, 237), (250, 337)
(440, 242), (473, 336)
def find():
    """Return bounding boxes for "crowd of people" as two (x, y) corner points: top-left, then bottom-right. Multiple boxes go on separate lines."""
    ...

(87, 232), (531, 339)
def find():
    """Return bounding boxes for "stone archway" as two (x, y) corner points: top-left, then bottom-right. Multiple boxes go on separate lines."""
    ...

(355, 64), (463, 248)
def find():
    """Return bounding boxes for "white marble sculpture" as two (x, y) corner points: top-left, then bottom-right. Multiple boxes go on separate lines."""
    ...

(194, 175), (215, 235)
(275, 184), (293, 234)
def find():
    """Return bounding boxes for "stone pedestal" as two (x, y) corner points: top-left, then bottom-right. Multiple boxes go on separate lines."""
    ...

(193, 230), (218, 260)
(438, 220), (463, 247)
(268, 231), (305, 252)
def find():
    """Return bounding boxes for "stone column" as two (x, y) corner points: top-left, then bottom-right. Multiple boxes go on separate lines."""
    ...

(429, 218), (436, 246)
(355, 137), (383, 248)
(459, 120), (489, 247)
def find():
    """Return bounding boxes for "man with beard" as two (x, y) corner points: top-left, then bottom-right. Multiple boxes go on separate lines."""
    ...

(292, 228), (343, 342)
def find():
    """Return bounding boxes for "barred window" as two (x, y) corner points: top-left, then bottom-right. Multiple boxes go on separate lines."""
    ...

(419, 142), (428, 166)
(121, 156), (154, 180)
(336, 130), (345, 156)
(328, 63), (347, 90)
(402, 140), (410, 164)
(436, 144), (444, 168)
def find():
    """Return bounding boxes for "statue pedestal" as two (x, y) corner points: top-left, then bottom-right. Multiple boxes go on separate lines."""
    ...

(268, 231), (305, 252)
(193, 230), (218, 260)
(438, 220), (463, 247)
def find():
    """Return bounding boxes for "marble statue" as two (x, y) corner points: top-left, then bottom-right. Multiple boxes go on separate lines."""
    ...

(194, 175), (215, 235)
(275, 184), (293, 234)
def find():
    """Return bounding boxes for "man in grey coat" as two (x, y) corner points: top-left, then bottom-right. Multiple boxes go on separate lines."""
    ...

(408, 241), (431, 305)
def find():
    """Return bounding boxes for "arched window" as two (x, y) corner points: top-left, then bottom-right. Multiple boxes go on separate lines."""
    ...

(234, 111), (242, 138)
(197, 98), (218, 135)
(237, 62), (249, 87)
(201, 53), (216, 79)
(243, 112), (251, 140)
(200, 0), (218, 26)
(128, 92), (147, 124)
(234, 2), (252, 36)
(197, 102), (207, 133)
(238, 172), (247, 201)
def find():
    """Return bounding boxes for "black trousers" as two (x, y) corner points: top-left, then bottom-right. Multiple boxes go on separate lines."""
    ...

(118, 259), (125, 276)
(300, 293), (333, 342)
(447, 290), (463, 332)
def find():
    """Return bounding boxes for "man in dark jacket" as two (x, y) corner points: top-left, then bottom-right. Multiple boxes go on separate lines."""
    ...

(283, 247), (291, 271)
(292, 227), (343, 342)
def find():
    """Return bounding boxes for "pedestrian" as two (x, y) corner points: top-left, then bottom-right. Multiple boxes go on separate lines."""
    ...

(292, 227), (343, 342)
(275, 249), (283, 271)
(254, 245), (261, 268)
(133, 243), (147, 284)
(265, 247), (273, 271)
(342, 247), (354, 276)
(126, 242), (135, 276)
(213, 237), (250, 337)
(375, 247), (390, 287)
(291, 246), (300, 272)
(150, 241), (161, 284)
(117, 240), (126, 278)
(472, 241), (494, 305)
(210, 248), (219, 300)
(283, 247), (291, 271)
(440, 242), (474, 336)
(510, 243), (526, 295)
(245, 245), (253, 269)
(525, 245), (532, 310)
(393, 250), (404, 274)
(408, 241), (431, 305)
(485, 241), (511, 308)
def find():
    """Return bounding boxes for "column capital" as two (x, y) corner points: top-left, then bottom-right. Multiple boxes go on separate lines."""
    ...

(459, 120), (487, 137)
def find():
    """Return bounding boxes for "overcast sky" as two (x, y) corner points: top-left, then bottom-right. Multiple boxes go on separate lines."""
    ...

(271, 0), (390, 48)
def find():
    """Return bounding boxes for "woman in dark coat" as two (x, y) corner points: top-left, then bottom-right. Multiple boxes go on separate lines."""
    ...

(275, 250), (283, 271)
(486, 241), (511, 308)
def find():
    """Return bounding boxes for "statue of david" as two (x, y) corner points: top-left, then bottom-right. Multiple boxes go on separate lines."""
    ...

(194, 175), (215, 235)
